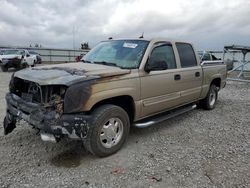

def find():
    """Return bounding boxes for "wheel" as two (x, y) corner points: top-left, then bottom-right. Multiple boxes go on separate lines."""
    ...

(1, 65), (8, 72)
(21, 63), (28, 69)
(199, 84), (218, 110)
(32, 60), (36, 67)
(84, 104), (130, 157)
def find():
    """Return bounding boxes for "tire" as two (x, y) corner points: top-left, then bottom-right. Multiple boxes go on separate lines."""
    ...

(1, 65), (8, 72)
(84, 104), (130, 157)
(22, 63), (28, 69)
(32, 60), (35, 67)
(199, 84), (218, 110)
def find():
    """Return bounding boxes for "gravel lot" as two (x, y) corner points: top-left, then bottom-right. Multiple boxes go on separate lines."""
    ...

(0, 70), (249, 188)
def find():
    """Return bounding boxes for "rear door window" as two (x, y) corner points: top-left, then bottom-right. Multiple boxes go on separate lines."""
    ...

(176, 43), (197, 68)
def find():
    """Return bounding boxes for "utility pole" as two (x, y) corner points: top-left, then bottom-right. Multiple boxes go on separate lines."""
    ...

(73, 25), (76, 58)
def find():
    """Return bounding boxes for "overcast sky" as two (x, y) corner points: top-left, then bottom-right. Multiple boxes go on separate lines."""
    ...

(0, 0), (249, 50)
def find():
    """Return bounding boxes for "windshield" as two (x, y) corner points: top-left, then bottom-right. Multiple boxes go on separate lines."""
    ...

(82, 40), (149, 69)
(3, 50), (25, 55)
(29, 51), (37, 55)
(198, 52), (203, 58)
(3, 50), (19, 55)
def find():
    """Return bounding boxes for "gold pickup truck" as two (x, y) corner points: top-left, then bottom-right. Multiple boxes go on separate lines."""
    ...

(3, 38), (227, 156)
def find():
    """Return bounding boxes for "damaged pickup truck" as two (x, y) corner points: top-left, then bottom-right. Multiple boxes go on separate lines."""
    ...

(0, 49), (36, 72)
(3, 38), (227, 157)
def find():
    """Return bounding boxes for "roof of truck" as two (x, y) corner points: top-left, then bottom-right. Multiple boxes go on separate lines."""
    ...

(103, 37), (191, 44)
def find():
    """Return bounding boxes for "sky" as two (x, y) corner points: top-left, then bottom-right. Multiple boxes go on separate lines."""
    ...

(0, 0), (249, 50)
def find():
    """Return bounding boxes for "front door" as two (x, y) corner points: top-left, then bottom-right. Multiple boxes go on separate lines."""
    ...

(140, 43), (183, 117)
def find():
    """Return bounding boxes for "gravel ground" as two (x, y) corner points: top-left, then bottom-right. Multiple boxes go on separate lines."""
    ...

(0, 71), (249, 188)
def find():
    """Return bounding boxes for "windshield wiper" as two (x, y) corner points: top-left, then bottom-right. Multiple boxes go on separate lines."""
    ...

(93, 61), (119, 67)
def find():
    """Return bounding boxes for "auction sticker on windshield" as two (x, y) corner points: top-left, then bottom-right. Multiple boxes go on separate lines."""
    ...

(123, 42), (138, 48)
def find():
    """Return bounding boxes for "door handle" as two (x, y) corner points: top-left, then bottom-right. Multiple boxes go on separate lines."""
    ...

(195, 72), (200, 77)
(174, 74), (181, 80)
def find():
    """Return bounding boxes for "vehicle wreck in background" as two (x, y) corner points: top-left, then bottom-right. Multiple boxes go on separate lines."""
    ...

(0, 49), (36, 72)
(29, 51), (42, 64)
(3, 38), (227, 157)
(198, 50), (234, 71)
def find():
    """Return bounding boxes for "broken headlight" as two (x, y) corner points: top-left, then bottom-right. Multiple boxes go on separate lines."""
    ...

(48, 86), (67, 115)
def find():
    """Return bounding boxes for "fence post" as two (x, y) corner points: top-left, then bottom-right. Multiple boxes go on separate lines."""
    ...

(49, 49), (52, 63)
(69, 51), (71, 62)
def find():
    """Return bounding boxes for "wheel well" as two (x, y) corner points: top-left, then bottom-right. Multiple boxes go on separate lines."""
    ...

(90, 95), (135, 123)
(211, 78), (221, 89)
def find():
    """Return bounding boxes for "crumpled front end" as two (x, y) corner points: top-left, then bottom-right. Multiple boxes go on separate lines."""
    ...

(0, 57), (22, 68)
(4, 76), (91, 140)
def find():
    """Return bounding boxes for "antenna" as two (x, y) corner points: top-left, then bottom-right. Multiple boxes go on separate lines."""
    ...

(139, 32), (144, 38)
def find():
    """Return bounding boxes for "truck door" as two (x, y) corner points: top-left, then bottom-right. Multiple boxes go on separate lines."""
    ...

(140, 42), (183, 117)
(24, 50), (33, 65)
(175, 43), (203, 103)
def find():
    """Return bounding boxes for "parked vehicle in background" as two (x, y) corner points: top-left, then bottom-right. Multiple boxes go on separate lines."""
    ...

(0, 49), (36, 72)
(198, 51), (233, 70)
(224, 59), (234, 71)
(0, 49), (6, 55)
(75, 53), (85, 62)
(3, 38), (227, 157)
(29, 51), (42, 64)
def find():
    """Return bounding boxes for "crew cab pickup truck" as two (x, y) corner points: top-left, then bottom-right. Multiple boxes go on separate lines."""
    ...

(0, 49), (36, 72)
(3, 38), (227, 157)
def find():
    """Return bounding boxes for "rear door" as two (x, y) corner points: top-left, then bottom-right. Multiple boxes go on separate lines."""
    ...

(175, 43), (203, 103)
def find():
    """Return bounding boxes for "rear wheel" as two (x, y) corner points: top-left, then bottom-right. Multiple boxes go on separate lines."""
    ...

(83, 105), (130, 157)
(199, 84), (218, 110)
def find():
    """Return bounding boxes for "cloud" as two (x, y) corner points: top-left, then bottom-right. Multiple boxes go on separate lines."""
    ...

(0, 0), (249, 50)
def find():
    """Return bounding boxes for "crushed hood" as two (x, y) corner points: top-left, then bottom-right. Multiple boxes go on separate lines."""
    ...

(0, 54), (22, 59)
(14, 62), (131, 86)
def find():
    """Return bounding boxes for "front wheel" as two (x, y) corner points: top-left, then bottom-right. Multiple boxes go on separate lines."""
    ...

(83, 105), (130, 157)
(1, 65), (8, 72)
(199, 84), (218, 110)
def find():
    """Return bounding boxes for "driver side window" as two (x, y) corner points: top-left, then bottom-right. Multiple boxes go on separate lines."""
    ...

(151, 45), (177, 69)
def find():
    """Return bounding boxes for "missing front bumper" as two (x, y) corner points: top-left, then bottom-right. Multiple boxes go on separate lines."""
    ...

(4, 93), (91, 140)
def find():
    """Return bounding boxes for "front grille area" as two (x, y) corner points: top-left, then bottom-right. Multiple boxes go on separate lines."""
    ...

(10, 77), (67, 106)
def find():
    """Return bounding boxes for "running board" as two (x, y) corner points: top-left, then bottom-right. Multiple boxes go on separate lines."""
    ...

(134, 104), (197, 128)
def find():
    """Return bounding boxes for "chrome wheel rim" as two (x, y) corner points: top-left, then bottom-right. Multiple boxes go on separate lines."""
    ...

(209, 89), (216, 106)
(99, 117), (124, 148)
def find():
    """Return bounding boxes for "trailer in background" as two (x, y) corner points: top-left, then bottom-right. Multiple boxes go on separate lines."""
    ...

(224, 45), (250, 83)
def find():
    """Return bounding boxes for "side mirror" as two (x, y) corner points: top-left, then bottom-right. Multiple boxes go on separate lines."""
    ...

(26, 54), (30, 57)
(145, 57), (168, 73)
